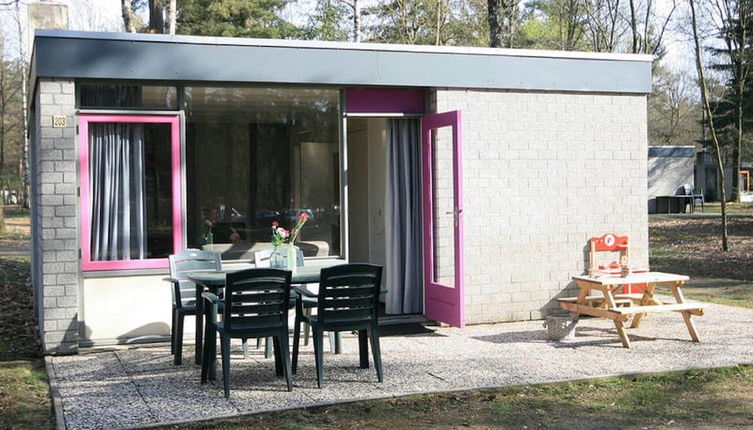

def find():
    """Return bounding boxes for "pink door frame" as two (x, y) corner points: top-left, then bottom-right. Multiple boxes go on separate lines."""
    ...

(78, 114), (183, 271)
(422, 111), (465, 328)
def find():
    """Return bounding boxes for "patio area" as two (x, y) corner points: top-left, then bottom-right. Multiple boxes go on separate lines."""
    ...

(48, 300), (753, 430)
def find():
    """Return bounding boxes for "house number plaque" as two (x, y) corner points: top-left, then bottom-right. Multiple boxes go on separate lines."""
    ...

(52, 115), (67, 128)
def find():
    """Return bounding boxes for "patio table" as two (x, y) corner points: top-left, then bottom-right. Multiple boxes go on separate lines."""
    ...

(558, 272), (705, 348)
(188, 266), (336, 378)
(655, 195), (695, 213)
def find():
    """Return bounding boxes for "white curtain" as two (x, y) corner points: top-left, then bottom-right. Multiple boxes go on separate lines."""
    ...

(385, 119), (423, 314)
(89, 123), (147, 260)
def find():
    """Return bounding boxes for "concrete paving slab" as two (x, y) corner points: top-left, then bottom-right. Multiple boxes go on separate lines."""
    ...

(49, 301), (753, 429)
(130, 371), (239, 422)
(56, 378), (152, 430)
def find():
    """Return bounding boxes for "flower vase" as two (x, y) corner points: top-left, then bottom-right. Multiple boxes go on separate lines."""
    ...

(270, 246), (286, 269)
(286, 244), (298, 274)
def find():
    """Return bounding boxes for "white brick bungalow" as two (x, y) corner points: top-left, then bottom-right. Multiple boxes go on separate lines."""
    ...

(29, 30), (652, 353)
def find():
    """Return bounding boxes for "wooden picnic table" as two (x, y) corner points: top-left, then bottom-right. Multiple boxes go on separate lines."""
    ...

(558, 272), (704, 348)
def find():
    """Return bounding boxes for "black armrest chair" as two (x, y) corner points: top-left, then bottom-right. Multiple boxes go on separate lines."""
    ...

(693, 188), (705, 212)
(292, 263), (383, 388)
(166, 249), (221, 365)
(253, 249), (339, 358)
(200, 268), (293, 398)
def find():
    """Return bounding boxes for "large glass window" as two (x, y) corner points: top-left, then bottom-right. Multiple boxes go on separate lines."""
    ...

(184, 87), (341, 259)
(79, 114), (182, 271)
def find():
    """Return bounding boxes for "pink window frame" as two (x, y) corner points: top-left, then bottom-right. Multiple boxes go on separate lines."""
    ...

(79, 114), (183, 271)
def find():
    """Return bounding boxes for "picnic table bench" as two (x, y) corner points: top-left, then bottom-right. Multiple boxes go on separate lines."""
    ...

(558, 272), (704, 348)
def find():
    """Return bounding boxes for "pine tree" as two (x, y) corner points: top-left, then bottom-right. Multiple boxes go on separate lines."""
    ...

(177, 0), (299, 39)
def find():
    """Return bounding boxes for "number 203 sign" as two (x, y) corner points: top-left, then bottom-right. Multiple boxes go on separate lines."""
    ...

(52, 115), (67, 128)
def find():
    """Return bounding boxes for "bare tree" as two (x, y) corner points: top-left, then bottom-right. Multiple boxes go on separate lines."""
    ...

(649, 67), (700, 145)
(122, 0), (137, 33)
(583, 0), (626, 52)
(629, 0), (676, 54)
(689, 0), (729, 250)
(561, 0), (586, 49)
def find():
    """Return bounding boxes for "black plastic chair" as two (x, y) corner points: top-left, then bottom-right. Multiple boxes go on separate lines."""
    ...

(165, 249), (221, 365)
(254, 249), (339, 357)
(201, 268), (293, 398)
(292, 263), (383, 388)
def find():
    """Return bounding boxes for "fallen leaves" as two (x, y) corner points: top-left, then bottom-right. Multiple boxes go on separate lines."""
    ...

(0, 257), (41, 359)
(650, 217), (753, 281)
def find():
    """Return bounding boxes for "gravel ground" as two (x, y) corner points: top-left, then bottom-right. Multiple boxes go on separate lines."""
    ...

(49, 300), (753, 430)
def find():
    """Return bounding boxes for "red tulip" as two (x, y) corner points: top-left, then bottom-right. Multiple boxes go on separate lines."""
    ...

(299, 213), (310, 221)
(272, 221), (279, 227)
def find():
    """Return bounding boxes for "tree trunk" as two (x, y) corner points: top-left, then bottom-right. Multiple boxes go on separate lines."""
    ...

(1, 48), (5, 170)
(503, 0), (516, 48)
(689, 0), (729, 251)
(15, 0), (29, 209)
(353, 0), (361, 42)
(167, 0), (177, 35)
(1, 96), (4, 169)
(0, 50), (4, 231)
(732, 108), (741, 201)
(122, 0), (136, 32)
(488, 0), (502, 47)
(149, 0), (165, 33)
(435, 0), (442, 45)
(629, 0), (638, 53)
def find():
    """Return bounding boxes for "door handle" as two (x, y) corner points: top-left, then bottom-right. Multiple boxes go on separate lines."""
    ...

(445, 208), (462, 226)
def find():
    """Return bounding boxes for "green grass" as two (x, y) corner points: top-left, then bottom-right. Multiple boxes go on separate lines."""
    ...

(156, 365), (753, 429)
(0, 360), (53, 430)
(0, 206), (30, 245)
(0, 230), (29, 240)
(657, 280), (753, 309)
(699, 201), (753, 214)
(2, 206), (29, 219)
(0, 255), (52, 430)
(649, 216), (753, 308)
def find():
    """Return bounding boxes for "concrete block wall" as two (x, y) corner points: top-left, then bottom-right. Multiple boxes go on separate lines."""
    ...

(32, 78), (79, 354)
(433, 89), (649, 324)
(648, 153), (694, 213)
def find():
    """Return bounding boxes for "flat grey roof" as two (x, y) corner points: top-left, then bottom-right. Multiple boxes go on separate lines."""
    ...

(648, 146), (696, 157)
(31, 30), (652, 95)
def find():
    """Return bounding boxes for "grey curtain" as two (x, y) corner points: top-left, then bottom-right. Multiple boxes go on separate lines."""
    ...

(385, 118), (423, 314)
(89, 123), (147, 260)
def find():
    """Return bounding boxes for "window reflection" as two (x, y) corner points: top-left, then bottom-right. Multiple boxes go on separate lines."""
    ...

(184, 87), (341, 260)
(79, 84), (177, 109)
